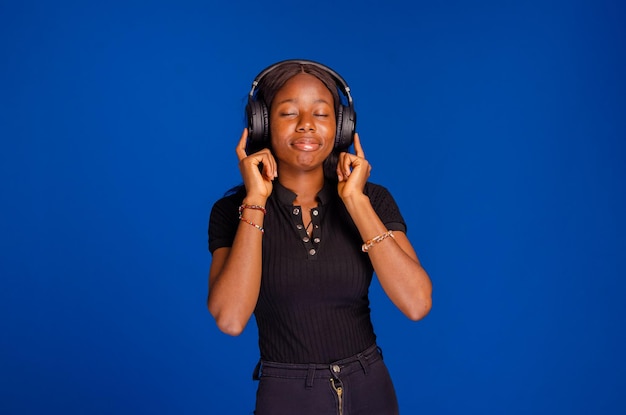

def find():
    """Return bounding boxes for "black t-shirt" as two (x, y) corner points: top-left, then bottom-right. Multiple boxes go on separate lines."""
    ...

(208, 180), (406, 364)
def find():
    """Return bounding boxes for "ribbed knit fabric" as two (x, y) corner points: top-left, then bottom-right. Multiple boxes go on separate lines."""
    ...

(209, 180), (406, 364)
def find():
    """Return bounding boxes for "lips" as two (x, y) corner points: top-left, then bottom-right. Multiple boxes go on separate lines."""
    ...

(291, 137), (321, 152)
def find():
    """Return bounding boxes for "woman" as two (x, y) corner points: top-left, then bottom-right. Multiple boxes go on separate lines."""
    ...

(207, 59), (432, 414)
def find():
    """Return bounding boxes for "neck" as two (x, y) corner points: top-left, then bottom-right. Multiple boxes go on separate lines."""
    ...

(278, 169), (325, 206)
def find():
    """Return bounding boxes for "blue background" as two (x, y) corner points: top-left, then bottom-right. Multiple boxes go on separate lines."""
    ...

(2, 0), (625, 414)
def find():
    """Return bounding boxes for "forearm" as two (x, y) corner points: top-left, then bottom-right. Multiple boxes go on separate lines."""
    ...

(343, 194), (432, 320)
(367, 236), (432, 320)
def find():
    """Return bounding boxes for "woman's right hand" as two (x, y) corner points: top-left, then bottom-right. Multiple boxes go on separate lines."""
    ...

(236, 128), (277, 200)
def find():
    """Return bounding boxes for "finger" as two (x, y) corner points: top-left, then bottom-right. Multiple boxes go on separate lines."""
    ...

(261, 150), (277, 180)
(353, 133), (365, 158)
(337, 152), (350, 182)
(340, 152), (354, 179)
(235, 128), (249, 161)
(248, 148), (275, 180)
(336, 152), (347, 181)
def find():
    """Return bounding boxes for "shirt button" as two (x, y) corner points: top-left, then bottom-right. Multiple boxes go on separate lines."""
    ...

(312, 209), (319, 216)
(332, 364), (341, 373)
(292, 207), (300, 215)
(309, 249), (316, 256)
(314, 238), (320, 243)
(303, 237), (310, 243)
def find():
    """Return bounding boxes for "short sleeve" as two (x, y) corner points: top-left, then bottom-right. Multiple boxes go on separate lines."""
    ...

(208, 189), (245, 254)
(364, 183), (407, 234)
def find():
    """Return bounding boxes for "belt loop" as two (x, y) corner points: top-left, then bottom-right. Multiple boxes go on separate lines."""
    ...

(305, 364), (315, 388)
(357, 353), (369, 375)
(252, 360), (262, 381)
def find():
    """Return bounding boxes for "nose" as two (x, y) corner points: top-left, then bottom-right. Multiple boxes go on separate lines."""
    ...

(296, 113), (315, 132)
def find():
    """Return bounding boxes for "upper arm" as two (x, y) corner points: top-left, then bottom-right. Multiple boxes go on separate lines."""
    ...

(208, 247), (231, 291)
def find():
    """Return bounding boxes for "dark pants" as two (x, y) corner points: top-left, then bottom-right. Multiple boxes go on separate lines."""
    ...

(252, 344), (399, 415)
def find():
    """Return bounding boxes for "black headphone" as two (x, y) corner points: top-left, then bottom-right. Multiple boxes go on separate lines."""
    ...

(245, 59), (356, 154)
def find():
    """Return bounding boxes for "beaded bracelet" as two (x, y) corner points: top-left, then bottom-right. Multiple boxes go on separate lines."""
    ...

(239, 215), (264, 233)
(361, 230), (394, 252)
(238, 204), (265, 233)
(239, 204), (266, 215)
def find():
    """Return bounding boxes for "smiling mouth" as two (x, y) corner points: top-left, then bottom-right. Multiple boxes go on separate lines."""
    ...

(291, 139), (321, 151)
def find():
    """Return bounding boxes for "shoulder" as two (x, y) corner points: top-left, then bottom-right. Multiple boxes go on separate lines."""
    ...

(209, 185), (246, 226)
(363, 182), (396, 201)
(363, 182), (399, 207)
(212, 185), (246, 210)
(363, 182), (407, 232)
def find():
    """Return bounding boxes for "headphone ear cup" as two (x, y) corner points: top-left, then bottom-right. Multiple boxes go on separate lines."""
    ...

(335, 105), (356, 150)
(246, 100), (269, 153)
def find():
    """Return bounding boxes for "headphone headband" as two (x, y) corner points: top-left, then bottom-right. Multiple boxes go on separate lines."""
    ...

(248, 59), (353, 106)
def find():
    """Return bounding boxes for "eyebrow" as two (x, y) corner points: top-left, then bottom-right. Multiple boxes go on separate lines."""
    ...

(274, 98), (333, 106)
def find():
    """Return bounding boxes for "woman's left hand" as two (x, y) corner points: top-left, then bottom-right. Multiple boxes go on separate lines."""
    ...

(337, 133), (371, 200)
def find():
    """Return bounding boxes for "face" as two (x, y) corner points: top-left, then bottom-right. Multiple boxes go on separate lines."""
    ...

(269, 73), (336, 173)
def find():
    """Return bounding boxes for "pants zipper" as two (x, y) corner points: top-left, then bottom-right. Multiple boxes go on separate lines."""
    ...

(330, 378), (344, 415)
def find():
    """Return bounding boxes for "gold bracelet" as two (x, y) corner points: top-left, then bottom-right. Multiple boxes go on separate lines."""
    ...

(362, 230), (394, 252)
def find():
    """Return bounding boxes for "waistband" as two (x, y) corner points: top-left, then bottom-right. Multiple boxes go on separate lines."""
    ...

(252, 344), (383, 385)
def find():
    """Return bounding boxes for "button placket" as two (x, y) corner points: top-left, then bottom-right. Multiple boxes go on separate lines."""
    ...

(289, 205), (322, 259)
(308, 207), (321, 258)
